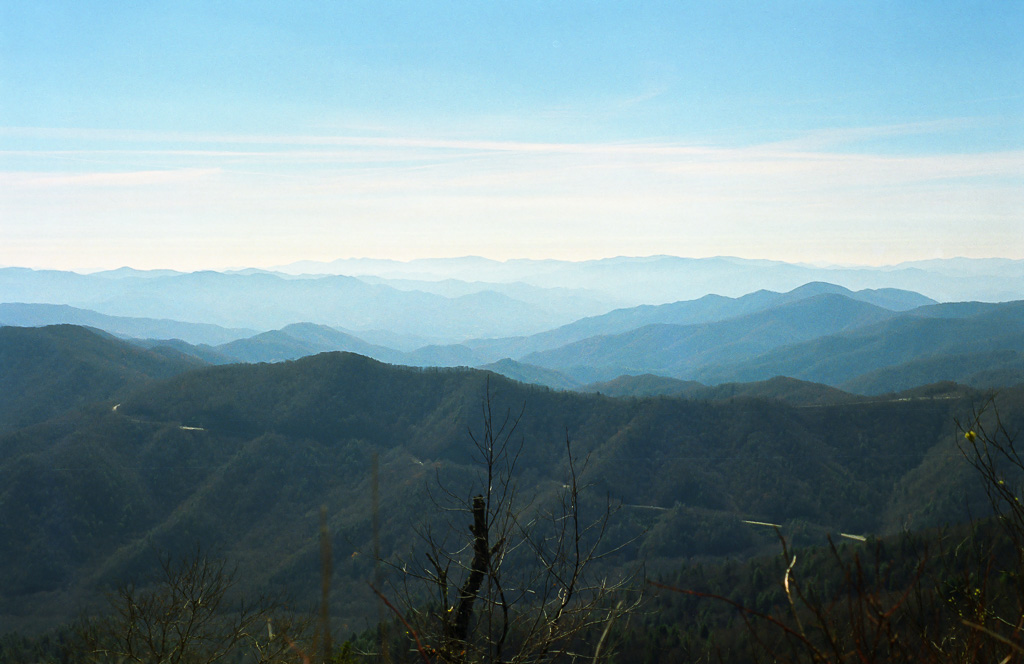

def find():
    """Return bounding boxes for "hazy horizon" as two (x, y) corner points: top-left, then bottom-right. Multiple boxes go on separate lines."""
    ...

(4, 253), (1024, 276)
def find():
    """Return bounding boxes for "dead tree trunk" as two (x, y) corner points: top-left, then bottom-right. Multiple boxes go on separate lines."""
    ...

(445, 495), (491, 656)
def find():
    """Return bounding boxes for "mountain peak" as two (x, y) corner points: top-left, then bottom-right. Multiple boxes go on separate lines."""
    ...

(787, 282), (852, 296)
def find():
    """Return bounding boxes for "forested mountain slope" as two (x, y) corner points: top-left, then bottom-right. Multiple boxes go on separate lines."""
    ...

(0, 325), (203, 433)
(0, 330), (1014, 633)
(584, 374), (864, 405)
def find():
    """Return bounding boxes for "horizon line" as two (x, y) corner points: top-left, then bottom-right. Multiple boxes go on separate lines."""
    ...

(3, 253), (1022, 276)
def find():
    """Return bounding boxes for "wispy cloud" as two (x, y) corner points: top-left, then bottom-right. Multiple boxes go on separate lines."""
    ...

(2, 124), (1021, 269)
(5, 125), (1023, 182)
(761, 118), (981, 151)
(0, 168), (221, 188)
(4, 125), (1022, 198)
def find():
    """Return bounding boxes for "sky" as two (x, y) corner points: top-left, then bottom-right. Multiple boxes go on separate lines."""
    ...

(1, 1), (1022, 271)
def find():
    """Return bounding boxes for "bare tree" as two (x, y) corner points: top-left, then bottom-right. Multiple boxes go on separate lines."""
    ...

(958, 395), (1024, 549)
(956, 396), (1024, 658)
(385, 383), (638, 664)
(82, 547), (303, 664)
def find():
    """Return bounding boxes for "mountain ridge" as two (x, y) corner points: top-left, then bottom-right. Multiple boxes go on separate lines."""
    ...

(0, 302), (256, 345)
(0, 328), (1014, 633)
(521, 293), (902, 382)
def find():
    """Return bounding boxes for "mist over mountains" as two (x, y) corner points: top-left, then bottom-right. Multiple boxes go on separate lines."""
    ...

(3, 256), (1023, 395)
(3, 256), (1022, 344)
(271, 255), (1024, 304)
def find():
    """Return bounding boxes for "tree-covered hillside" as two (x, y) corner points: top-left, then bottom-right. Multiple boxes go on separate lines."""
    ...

(0, 328), (1015, 636)
(0, 325), (203, 433)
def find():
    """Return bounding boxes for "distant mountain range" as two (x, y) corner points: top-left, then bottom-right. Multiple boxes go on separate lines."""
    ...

(5, 273), (1024, 396)
(693, 301), (1024, 391)
(0, 266), (618, 342)
(271, 255), (1024, 303)
(2, 257), (1023, 344)
(459, 281), (934, 363)
(0, 302), (255, 345)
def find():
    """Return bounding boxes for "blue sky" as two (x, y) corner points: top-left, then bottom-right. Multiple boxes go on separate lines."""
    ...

(1, 1), (1022, 270)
